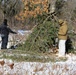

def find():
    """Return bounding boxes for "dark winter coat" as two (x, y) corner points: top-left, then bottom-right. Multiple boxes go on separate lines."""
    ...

(0, 23), (16, 36)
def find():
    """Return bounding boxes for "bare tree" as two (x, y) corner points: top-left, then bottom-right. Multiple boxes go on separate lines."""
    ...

(0, 0), (23, 19)
(48, 0), (57, 13)
(0, 0), (24, 27)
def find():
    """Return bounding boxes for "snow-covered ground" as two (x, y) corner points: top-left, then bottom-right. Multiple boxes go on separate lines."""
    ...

(0, 54), (76, 75)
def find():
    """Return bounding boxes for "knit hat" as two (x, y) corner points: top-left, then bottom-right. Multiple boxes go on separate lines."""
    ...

(58, 19), (64, 24)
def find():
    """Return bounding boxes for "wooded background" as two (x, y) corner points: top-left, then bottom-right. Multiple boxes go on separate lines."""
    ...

(0, 0), (76, 30)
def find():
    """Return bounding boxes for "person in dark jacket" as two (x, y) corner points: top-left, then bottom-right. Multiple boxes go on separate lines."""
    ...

(0, 19), (17, 49)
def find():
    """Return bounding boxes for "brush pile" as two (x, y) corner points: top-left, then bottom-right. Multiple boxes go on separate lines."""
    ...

(24, 21), (58, 52)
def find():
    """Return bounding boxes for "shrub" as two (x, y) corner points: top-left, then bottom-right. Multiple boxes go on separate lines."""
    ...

(23, 20), (58, 52)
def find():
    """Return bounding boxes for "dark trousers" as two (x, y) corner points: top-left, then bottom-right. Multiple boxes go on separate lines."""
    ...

(1, 35), (8, 49)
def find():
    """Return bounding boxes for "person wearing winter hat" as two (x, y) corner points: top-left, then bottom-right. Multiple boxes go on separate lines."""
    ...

(58, 19), (68, 57)
(0, 19), (17, 49)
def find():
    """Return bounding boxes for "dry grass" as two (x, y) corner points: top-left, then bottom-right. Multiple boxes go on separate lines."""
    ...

(0, 49), (67, 62)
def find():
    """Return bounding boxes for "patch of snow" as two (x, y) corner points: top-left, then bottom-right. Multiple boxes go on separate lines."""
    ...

(0, 54), (76, 75)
